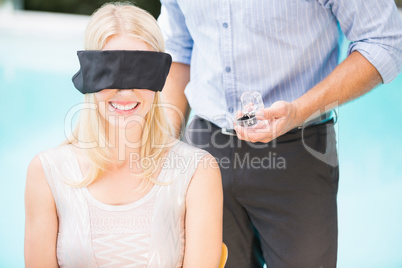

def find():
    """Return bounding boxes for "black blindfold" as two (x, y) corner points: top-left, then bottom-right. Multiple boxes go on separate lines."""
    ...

(72, 50), (172, 94)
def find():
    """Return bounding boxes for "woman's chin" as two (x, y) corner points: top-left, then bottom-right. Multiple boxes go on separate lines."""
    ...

(106, 117), (146, 130)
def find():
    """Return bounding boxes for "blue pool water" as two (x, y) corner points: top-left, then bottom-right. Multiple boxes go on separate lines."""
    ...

(0, 11), (401, 268)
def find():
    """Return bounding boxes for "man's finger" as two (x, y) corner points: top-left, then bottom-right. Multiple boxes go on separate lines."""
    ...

(247, 131), (274, 143)
(250, 120), (270, 130)
(234, 126), (251, 141)
(256, 101), (288, 120)
(234, 110), (243, 120)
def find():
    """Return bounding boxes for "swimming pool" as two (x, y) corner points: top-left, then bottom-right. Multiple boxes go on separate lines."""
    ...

(0, 10), (401, 268)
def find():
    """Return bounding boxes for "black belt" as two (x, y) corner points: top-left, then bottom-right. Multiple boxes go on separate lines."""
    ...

(220, 112), (336, 136)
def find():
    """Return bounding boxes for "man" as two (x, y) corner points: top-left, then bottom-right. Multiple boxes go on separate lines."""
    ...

(158, 1), (402, 267)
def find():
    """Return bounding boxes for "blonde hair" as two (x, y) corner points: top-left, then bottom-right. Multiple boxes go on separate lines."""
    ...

(61, 2), (174, 187)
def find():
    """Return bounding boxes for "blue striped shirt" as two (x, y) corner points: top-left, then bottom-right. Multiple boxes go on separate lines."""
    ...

(158, 0), (402, 128)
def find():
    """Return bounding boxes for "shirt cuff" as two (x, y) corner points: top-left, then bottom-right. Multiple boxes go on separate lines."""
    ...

(165, 42), (192, 65)
(348, 41), (399, 84)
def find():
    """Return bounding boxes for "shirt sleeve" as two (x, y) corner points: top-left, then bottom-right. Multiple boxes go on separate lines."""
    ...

(158, 0), (194, 65)
(318, 0), (402, 84)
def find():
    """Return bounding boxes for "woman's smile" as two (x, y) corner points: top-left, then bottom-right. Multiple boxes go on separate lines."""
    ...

(108, 100), (141, 115)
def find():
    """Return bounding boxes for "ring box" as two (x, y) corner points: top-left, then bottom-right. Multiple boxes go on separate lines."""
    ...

(236, 91), (264, 128)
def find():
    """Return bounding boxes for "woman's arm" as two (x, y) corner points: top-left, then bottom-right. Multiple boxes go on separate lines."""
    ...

(24, 155), (59, 267)
(183, 153), (223, 268)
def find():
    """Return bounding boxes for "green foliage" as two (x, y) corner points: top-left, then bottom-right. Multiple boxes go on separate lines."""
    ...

(24, 0), (161, 18)
(22, 0), (402, 19)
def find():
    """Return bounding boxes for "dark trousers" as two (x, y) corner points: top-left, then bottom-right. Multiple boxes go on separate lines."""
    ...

(183, 116), (339, 268)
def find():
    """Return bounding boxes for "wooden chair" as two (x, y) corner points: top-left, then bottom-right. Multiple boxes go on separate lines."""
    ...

(219, 243), (228, 268)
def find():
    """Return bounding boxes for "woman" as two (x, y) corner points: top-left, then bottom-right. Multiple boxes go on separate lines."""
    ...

(24, 3), (223, 267)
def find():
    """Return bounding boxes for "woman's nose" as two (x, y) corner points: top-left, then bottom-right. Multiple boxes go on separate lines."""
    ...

(116, 89), (135, 96)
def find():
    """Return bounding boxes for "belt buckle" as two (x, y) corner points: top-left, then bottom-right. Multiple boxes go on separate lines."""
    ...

(221, 128), (237, 136)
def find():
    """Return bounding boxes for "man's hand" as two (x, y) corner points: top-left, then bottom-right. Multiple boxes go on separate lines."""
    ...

(234, 51), (382, 144)
(234, 101), (299, 143)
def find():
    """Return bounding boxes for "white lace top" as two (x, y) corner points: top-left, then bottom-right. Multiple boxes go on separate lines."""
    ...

(38, 141), (208, 267)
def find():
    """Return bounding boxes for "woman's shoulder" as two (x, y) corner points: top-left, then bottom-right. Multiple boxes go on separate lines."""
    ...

(38, 143), (73, 157)
(26, 144), (74, 201)
(160, 139), (217, 184)
(170, 140), (220, 182)
(172, 139), (211, 159)
(184, 145), (222, 213)
(32, 143), (76, 180)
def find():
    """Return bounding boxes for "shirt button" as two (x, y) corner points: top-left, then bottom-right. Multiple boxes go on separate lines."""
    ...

(225, 66), (231, 73)
(228, 107), (234, 113)
(222, 22), (228, 28)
